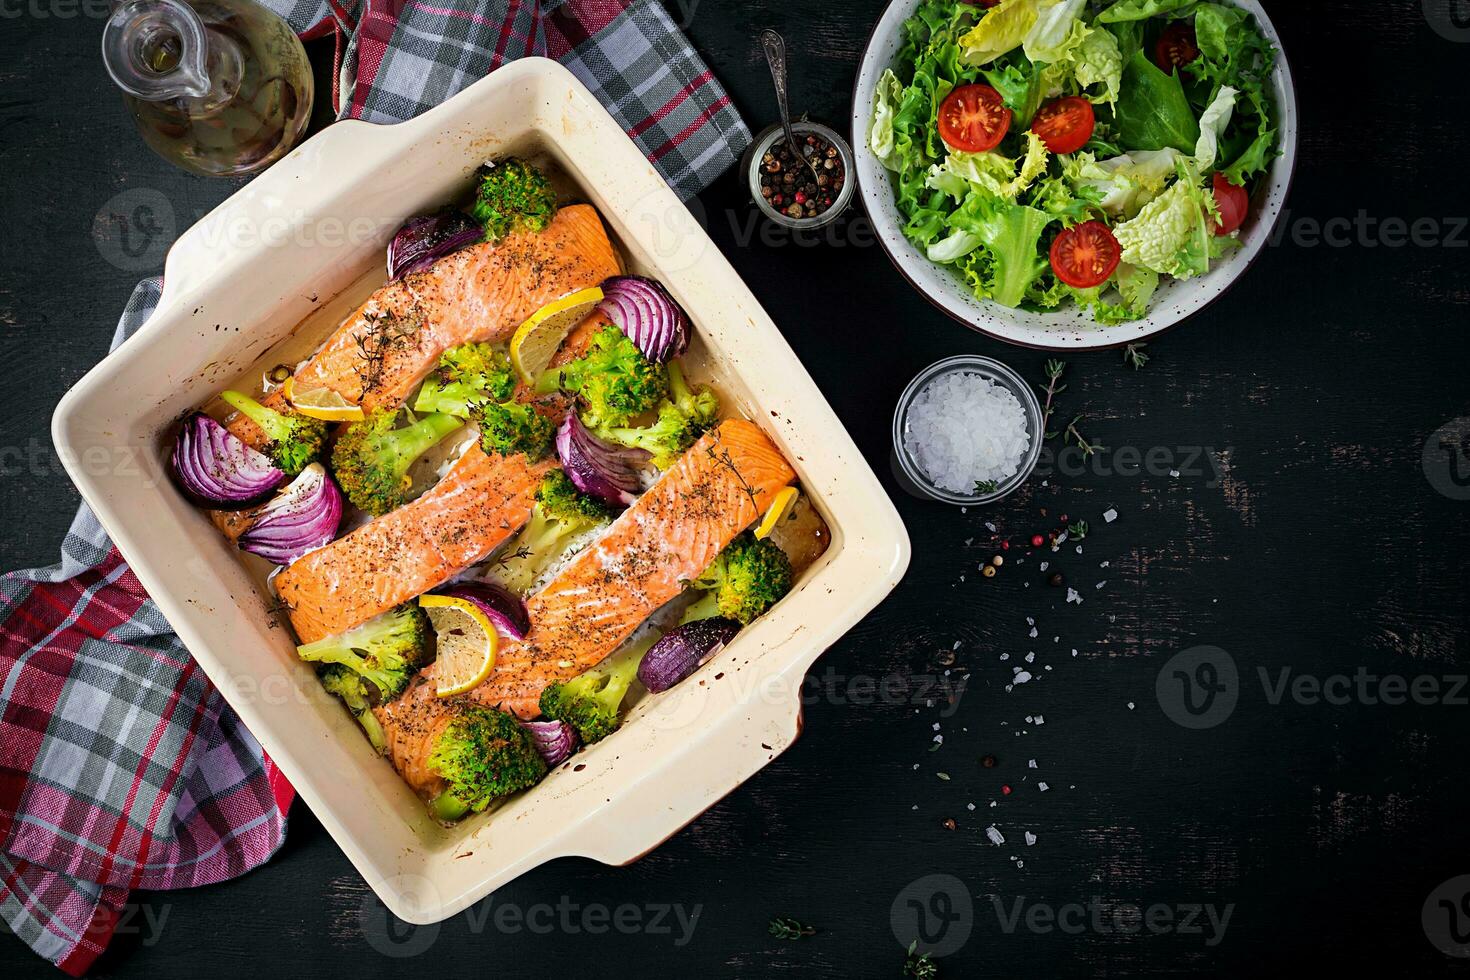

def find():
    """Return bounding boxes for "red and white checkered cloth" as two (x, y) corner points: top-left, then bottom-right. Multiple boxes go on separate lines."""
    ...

(1, 2), (747, 972)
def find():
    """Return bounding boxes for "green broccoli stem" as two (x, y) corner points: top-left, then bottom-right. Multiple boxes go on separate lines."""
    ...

(220, 390), (291, 443)
(412, 381), (479, 418)
(667, 361), (693, 410)
(681, 591), (720, 625)
(430, 789), (471, 822)
(387, 412), (463, 467)
(533, 367), (565, 396)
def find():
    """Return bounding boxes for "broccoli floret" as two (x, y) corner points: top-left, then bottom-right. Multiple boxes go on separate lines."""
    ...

(220, 390), (327, 475)
(682, 532), (793, 626)
(471, 158), (559, 242)
(492, 469), (612, 593)
(472, 399), (555, 459)
(296, 605), (433, 703)
(538, 638), (649, 745)
(534, 325), (668, 429)
(331, 409), (463, 515)
(412, 343), (517, 417)
(426, 704), (547, 820)
(318, 663), (387, 753)
(594, 361), (719, 468)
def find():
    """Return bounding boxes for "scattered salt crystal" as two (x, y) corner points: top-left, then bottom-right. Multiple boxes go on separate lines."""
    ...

(1033, 715), (1044, 725)
(1169, 469), (1180, 478)
(1127, 702), (1135, 710)
(1026, 617), (1035, 626)
(1028, 759), (1037, 769)
(1100, 560), (1109, 568)
(966, 803), (976, 811)
(1095, 581), (1106, 590)
(1103, 507), (1118, 523)
(985, 522), (997, 532)
(1028, 627), (1038, 638)
(932, 722), (941, 731)
(1071, 648), (1078, 657)
(1037, 782), (1049, 792)
(986, 825), (1006, 846)
(1013, 670), (1032, 684)
(1040, 561), (1049, 571)
(1024, 652), (1035, 663)
(1025, 831), (1037, 846)
(999, 652), (1010, 661)
(1066, 587), (1083, 605)
(902, 371), (1031, 493)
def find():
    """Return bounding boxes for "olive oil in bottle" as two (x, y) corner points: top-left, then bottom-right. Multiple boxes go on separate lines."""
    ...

(102, 0), (313, 177)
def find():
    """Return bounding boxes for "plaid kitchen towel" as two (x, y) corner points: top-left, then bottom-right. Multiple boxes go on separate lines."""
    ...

(1, 2), (747, 973)
(281, 0), (750, 199)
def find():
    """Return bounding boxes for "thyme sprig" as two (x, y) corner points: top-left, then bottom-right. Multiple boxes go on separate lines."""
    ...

(1123, 343), (1149, 370)
(1038, 359), (1067, 439)
(903, 941), (938, 978)
(768, 917), (816, 940)
(1064, 416), (1101, 458)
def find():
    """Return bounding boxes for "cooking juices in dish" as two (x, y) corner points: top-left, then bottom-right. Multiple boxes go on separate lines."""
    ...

(167, 159), (828, 823)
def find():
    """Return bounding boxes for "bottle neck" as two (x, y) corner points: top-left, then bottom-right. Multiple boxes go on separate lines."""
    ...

(102, 0), (212, 101)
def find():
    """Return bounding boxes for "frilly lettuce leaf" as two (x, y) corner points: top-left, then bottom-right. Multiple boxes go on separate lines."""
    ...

(1113, 162), (1219, 279)
(958, 0), (1043, 66)
(870, 69), (907, 171)
(1062, 148), (1181, 217)
(927, 131), (1052, 203)
(1073, 24), (1123, 106)
(1096, 0), (1199, 23)
(1022, 0), (1087, 63)
(948, 194), (1056, 307)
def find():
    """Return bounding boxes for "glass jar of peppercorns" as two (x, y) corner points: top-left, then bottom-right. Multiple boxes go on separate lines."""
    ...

(743, 120), (854, 230)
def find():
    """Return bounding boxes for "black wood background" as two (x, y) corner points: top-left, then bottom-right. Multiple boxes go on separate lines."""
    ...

(4, 1), (1469, 976)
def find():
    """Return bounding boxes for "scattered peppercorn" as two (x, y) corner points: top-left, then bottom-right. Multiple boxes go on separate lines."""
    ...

(981, 565), (997, 578)
(991, 555), (1004, 567)
(1048, 572), (1065, 587)
(981, 754), (997, 768)
(1002, 785), (1012, 795)
(757, 132), (845, 220)
(1030, 534), (1045, 548)
(1001, 540), (1010, 551)
(942, 818), (957, 831)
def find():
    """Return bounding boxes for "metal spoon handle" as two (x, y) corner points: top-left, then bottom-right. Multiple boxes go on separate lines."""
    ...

(760, 29), (799, 152)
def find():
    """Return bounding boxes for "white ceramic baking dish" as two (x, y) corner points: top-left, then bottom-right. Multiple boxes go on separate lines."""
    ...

(52, 58), (910, 923)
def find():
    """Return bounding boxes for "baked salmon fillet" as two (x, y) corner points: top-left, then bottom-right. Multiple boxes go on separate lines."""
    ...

(490, 418), (794, 716)
(275, 447), (553, 643)
(372, 419), (796, 793)
(292, 205), (620, 412)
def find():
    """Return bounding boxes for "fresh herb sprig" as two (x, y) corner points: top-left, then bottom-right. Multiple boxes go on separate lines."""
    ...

(1123, 343), (1149, 370)
(1064, 416), (1101, 458)
(1038, 359), (1067, 439)
(768, 916), (816, 940)
(904, 941), (938, 978)
(1068, 520), (1089, 541)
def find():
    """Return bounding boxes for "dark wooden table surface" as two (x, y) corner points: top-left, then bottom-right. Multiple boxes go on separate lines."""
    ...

(4, 1), (1470, 976)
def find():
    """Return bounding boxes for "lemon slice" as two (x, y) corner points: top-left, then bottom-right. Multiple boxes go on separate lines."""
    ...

(282, 377), (365, 422)
(509, 286), (604, 387)
(754, 486), (799, 540)
(419, 595), (498, 697)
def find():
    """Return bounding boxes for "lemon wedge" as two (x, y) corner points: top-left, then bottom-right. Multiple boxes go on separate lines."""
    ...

(282, 377), (365, 422)
(754, 486), (799, 540)
(509, 286), (604, 387)
(419, 595), (498, 697)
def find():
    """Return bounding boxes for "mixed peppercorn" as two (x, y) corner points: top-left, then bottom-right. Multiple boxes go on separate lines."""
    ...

(758, 132), (845, 220)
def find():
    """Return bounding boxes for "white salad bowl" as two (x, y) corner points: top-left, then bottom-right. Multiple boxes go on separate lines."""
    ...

(52, 58), (910, 924)
(850, 0), (1298, 350)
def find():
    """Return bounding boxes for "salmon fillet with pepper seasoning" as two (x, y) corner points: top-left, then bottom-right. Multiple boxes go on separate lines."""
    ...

(291, 205), (620, 413)
(372, 419), (796, 793)
(275, 447), (554, 643)
(480, 418), (795, 717)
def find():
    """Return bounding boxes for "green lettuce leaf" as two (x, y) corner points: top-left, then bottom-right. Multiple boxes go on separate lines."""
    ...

(1073, 25), (1124, 106)
(958, 0), (1043, 66)
(1096, 0), (1198, 23)
(869, 69), (907, 171)
(1063, 148), (1182, 217)
(1022, 0), (1086, 63)
(1113, 162), (1217, 279)
(948, 194), (1056, 307)
(1193, 84), (1237, 170)
(1111, 49), (1200, 153)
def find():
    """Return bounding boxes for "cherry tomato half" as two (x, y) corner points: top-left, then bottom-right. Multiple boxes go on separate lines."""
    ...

(1050, 221), (1122, 289)
(1154, 22), (1200, 73)
(1031, 96), (1096, 155)
(938, 84), (1012, 153)
(1211, 173), (1249, 236)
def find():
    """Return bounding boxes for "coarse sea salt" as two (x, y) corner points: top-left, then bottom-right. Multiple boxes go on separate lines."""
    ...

(904, 371), (1030, 493)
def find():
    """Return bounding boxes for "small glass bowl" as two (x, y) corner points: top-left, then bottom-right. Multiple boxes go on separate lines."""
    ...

(744, 120), (855, 230)
(891, 355), (1044, 506)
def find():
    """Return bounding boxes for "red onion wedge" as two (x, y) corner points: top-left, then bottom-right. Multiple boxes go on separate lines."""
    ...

(431, 581), (530, 640)
(520, 719), (578, 767)
(555, 411), (647, 509)
(237, 463), (343, 566)
(637, 618), (741, 693)
(387, 210), (483, 280)
(171, 412), (284, 508)
(596, 275), (691, 364)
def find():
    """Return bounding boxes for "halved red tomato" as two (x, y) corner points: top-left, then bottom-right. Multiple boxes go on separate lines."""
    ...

(1031, 97), (1095, 155)
(938, 84), (1012, 153)
(1154, 22), (1200, 73)
(1050, 221), (1122, 289)
(1212, 173), (1249, 236)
